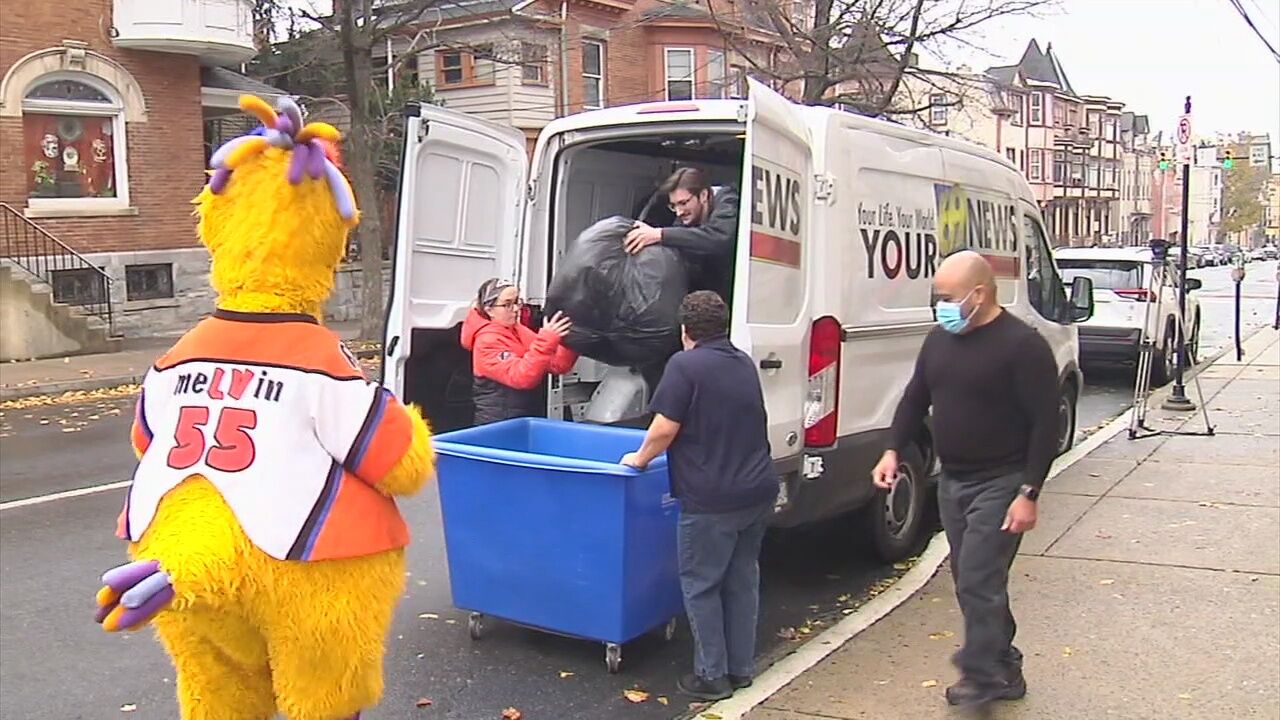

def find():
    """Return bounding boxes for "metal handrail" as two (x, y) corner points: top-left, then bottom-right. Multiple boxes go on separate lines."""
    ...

(0, 202), (116, 336)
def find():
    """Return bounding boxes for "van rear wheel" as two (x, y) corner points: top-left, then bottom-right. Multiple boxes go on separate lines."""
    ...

(862, 445), (927, 562)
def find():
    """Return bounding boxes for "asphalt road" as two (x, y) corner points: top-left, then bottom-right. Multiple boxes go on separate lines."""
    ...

(0, 262), (1274, 719)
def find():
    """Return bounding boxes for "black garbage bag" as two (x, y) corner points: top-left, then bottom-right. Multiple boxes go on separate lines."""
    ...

(545, 216), (688, 367)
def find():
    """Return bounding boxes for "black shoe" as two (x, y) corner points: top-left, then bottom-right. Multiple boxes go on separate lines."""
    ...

(729, 674), (753, 690)
(946, 675), (1026, 707)
(677, 673), (733, 701)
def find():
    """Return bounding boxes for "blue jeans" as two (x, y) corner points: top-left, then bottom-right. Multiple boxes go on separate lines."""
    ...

(677, 500), (772, 681)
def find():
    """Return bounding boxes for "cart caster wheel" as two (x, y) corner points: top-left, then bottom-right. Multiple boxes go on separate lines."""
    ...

(663, 617), (677, 642)
(605, 643), (622, 674)
(468, 613), (484, 641)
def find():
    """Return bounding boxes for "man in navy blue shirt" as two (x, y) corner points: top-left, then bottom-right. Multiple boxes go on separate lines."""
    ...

(622, 291), (778, 701)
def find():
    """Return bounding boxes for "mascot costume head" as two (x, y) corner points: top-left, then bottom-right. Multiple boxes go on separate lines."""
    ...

(94, 95), (434, 720)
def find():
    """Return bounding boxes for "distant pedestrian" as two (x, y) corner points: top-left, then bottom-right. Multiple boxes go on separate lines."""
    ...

(873, 251), (1058, 711)
(621, 291), (778, 701)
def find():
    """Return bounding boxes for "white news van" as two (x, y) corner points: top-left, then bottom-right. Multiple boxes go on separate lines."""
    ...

(383, 79), (1095, 561)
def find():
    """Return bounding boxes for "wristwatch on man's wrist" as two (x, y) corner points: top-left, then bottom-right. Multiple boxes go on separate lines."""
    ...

(1018, 484), (1040, 502)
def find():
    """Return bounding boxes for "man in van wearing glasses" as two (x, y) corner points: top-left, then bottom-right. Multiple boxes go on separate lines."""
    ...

(624, 166), (739, 301)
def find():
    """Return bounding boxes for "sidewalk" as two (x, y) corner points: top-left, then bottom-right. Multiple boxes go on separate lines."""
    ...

(0, 320), (368, 401)
(727, 328), (1280, 720)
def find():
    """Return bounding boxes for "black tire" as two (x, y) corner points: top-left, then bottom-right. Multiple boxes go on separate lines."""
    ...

(1151, 323), (1177, 386)
(862, 445), (928, 562)
(1056, 382), (1078, 456)
(1187, 315), (1201, 365)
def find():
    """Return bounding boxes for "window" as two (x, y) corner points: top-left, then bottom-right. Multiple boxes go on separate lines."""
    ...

(730, 64), (748, 98)
(436, 51), (470, 87)
(51, 267), (107, 305)
(1029, 92), (1043, 125)
(1104, 117), (1116, 142)
(1022, 215), (1068, 323)
(1105, 161), (1117, 189)
(125, 263), (174, 301)
(928, 94), (948, 125)
(1011, 93), (1023, 125)
(1056, 260), (1142, 291)
(22, 76), (127, 208)
(706, 49), (728, 99)
(1066, 105), (1079, 128)
(1053, 150), (1066, 184)
(1029, 149), (1043, 181)
(1052, 103), (1065, 128)
(665, 48), (694, 101)
(582, 40), (604, 108)
(1086, 158), (1099, 187)
(1005, 147), (1016, 164)
(521, 43), (547, 85)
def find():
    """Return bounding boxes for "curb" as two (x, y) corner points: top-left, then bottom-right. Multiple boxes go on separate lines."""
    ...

(0, 372), (146, 402)
(689, 327), (1279, 720)
(0, 348), (381, 403)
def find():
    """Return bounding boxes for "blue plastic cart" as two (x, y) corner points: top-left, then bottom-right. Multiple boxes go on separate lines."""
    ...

(432, 417), (684, 673)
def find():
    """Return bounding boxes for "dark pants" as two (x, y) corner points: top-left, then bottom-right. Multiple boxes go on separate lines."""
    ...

(677, 500), (772, 681)
(938, 470), (1025, 688)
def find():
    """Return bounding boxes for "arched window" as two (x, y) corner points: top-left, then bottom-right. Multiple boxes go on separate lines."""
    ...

(22, 73), (129, 209)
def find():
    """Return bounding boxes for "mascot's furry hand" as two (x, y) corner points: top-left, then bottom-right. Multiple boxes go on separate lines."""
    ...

(94, 560), (175, 632)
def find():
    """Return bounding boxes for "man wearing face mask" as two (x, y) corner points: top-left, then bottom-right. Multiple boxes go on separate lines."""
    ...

(872, 251), (1058, 712)
(624, 167), (739, 301)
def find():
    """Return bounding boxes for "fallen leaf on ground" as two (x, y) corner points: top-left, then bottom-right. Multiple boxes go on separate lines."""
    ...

(875, 679), (890, 685)
(558, 671), (574, 679)
(415, 697), (433, 707)
(657, 696), (669, 706)
(842, 608), (855, 615)
(623, 689), (650, 703)
(1177, 693), (1193, 700)
(928, 630), (955, 640)
(1098, 579), (1116, 586)
(120, 705), (137, 713)
(418, 613), (439, 620)
(501, 708), (523, 720)
(697, 713), (723, 720)
(921, 679), (938, 688)
(777, 627), (798, 640)
(1062, 646), (1073, 657)
(1088, 472), (1101, 478)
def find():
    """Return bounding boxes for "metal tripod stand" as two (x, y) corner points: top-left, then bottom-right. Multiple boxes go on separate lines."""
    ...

(1128, 249), (1215, 440)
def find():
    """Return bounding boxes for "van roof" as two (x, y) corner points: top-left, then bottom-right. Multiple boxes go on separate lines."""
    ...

(1054, 247), (1155, 262)
(541, 98), (1021, 177)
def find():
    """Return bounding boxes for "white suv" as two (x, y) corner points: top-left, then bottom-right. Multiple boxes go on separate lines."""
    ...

(1054, 247), (1201, 384)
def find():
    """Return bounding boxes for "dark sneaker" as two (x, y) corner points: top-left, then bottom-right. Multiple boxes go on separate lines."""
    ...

(946, 675), (1026, 707)
(729, 674), (753, 690)
(677, 673), (733, 701)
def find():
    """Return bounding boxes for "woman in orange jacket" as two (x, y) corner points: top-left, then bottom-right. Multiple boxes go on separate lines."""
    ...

(461, 278), (579, 424)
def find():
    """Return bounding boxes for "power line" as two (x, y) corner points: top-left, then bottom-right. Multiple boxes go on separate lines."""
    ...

(1225, 0), (1280, 63)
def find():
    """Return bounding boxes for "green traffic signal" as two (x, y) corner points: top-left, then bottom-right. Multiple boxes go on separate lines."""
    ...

(1222, 157), (1234, 169)
(1159, 160), (1170, 170)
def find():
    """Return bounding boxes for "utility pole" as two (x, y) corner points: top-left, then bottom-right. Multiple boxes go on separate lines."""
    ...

(1164, 95), (1195, 411)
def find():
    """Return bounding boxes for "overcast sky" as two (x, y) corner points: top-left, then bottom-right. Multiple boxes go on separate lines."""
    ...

(938, 0), (1280, 143)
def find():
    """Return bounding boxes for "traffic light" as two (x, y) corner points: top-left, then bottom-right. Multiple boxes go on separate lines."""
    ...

(1158, 148), (1170, 171)
(1222, 149), (1234, 169)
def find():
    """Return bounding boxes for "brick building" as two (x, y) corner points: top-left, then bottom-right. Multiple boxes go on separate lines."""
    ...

(0, 0), (289, 358)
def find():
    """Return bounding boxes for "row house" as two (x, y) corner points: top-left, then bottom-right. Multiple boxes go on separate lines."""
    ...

(898, 40), (1150, 248)
(372, 0), (784, 157)
(0, 0), (293, 360)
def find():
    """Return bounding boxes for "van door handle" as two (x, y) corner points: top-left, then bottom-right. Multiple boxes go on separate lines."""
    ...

(386, 336), (400, 356)
(759, 358), (783, 370)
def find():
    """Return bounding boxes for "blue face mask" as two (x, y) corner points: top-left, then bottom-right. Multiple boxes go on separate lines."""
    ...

(935, 289), (977, 334)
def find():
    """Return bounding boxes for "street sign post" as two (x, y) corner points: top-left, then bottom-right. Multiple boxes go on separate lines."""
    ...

(1175, 114), (1193, 165)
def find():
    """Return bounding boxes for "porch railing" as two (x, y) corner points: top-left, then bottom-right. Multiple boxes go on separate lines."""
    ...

(0, 202), (116, 336)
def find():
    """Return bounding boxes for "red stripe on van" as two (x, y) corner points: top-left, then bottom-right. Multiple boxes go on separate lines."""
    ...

(750, 231), (802, 268)
(981, 253), (1021, 277)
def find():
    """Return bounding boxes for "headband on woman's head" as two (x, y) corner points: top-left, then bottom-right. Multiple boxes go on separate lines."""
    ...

(477, 278), (515, 308)
(206, 95), (358, 225)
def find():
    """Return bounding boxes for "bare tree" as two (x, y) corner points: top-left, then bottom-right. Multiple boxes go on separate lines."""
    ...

(283, 0), (444, 340)
(710, 0), (1053, 114)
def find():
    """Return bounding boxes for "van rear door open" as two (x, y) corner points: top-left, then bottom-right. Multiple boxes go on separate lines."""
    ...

(383, 105), (529, 396)
(735, 79), (813, 463)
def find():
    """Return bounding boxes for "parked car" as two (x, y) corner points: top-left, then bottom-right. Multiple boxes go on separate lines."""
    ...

(1264, 245), (1279, 260)
(1187, 246), (1212, 268)
(1250, 247), (1270, 262)
(1054, 247), (1201, 385)
(1205, 243), (1230, 266)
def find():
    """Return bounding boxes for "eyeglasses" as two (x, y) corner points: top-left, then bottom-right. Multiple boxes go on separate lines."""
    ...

(492, 298), (524, 309)
(668, 196), (698, 212)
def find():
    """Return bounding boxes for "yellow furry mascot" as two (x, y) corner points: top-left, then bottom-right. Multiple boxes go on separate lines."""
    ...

(93, 95), (435, 720)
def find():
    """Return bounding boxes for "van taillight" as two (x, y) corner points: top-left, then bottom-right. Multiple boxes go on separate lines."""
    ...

(520, 303), (539, 329)
(805, 316), (842, 448)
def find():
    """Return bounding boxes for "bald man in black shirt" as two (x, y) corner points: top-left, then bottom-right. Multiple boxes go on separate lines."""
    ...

(874, 250), (1058, 711)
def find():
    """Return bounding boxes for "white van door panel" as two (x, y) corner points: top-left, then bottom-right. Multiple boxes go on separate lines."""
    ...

(735, 79), (812, 459)
(834, 124), (946, 437)
(383, 106), (528, 395)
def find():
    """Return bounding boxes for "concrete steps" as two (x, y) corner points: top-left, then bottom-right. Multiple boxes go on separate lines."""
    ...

(0, 264), (122, 361)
